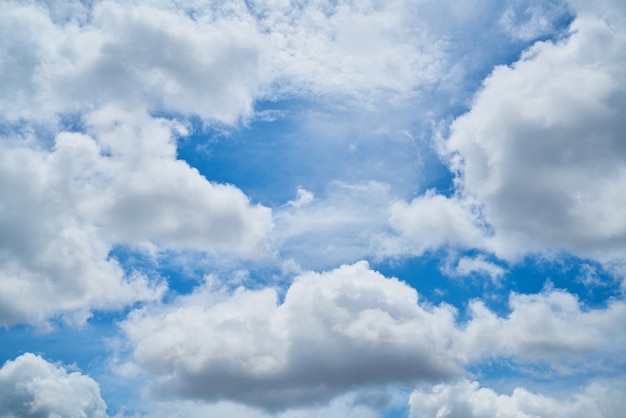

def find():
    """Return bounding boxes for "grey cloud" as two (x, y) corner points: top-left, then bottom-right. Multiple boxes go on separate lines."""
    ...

(122, 261), (463, 411)
(445, 4), (626, 261)
(0, 1), (264, 124)
(121, 264), (626, 411)
(0, 133), (163, 327)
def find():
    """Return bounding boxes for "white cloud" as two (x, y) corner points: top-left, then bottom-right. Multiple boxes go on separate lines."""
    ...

(446, 256), (506, 282)
(0, 0), (475, 126)
(409, 379), (626, 418)
(499, 0), (572, 42)
(442, 4), (626, 262)
(0, 104), (273, 327)
(386, 1), (626, 266)
(0, 134), (163, 327)
(286, 186), (314, 208)
(82, 105), (274, 258)
(118, 263), (626, 412)
(388, 191), (487, 256)
(251, 0), (447, 101)
(0, 1), (265, 124)
(275, 181), (396, 269)
(0, 353), (109, 418)
(121, 261), (462, 411)
(462, 288), (626, 367)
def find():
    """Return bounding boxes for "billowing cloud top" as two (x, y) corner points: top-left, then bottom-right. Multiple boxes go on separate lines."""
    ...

(0, 353), (108, 417)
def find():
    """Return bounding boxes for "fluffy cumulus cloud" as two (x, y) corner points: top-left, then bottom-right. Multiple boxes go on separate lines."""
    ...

(81, 105), (273, 256)
(449, 0), (625, 260)
(462, 288), (626, 368)
(409, 379), (626, 418)
(0, 104), (273, 327)
(0, 0), (451, 125)
(0, 353), (108, 418)
(0, 132), (163, 327)
(387, 191), (486, 256)
(0, 0), (264, 124)
(121, 261), (462, 411)
(121, 263), (626, 412)
(389, 0), (626, 265)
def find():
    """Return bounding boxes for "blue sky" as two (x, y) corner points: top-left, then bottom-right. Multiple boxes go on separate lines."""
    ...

(1, 0), (626, 417)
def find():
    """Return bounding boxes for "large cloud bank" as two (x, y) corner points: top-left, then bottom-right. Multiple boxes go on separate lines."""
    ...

(121, 262), (626, 411)
(122, 262), (461, 410)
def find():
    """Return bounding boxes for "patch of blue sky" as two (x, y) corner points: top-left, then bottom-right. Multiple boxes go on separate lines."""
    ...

(372, 250), (505, 321)
(373, 248), (620, 322)
(507, 255), (622, 309)
(425, 0), (575, 117)
(380, 403), (410, 418)
(109, 243), (294, 301)
(177, 99), (450, 208)
(0, 311), (122, 393)
(467, 355), (626, 399)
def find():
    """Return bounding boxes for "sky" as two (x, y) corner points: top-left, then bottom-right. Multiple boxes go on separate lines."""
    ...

(0, 0), (625, 417)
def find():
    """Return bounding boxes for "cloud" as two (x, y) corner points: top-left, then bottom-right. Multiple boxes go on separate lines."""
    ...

(388, 191), (487, 256)
(0, 104), (273, 327)
(0, 0), (442, 126)
(499, 0), (572, 42)
(387, 0), (626, 266)
(286, 186), (314, 208)
(0, 1), (265, 124)
(0, 0), (480, 126)
(118, 262), (626, 412)
(462, 288), (626, 367)
(443, 3), (626, 262)
(82, 105), (274, 257)
(445, 256), (506, 282)
(0, 133), (163, 327)
(275, 181), (397, 269)
(0, 353), (109, 418)
(120, 260), (626, 412)
(250, 0), (447, 101)
(121, 261), (462, 411)
(123, 390), (396, 418)
(409, 378), (626, 418)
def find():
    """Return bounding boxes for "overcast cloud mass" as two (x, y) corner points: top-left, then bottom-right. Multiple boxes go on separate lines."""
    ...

(1, 0), (625, 417)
